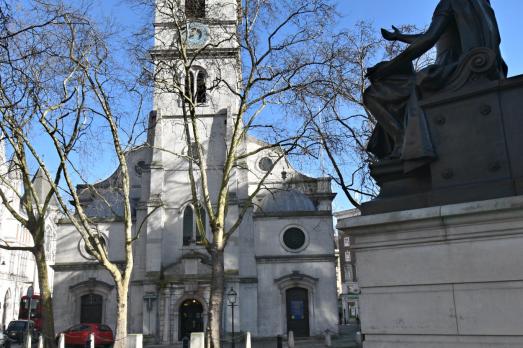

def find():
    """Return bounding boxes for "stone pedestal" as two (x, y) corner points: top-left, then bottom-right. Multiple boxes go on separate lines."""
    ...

(337, 196), (523, 347)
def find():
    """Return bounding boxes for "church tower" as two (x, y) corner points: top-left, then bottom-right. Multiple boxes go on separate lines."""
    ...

(139, 0), (248, 342)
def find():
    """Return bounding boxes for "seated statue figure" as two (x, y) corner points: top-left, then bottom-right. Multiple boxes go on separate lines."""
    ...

(364, 0), (507, 169)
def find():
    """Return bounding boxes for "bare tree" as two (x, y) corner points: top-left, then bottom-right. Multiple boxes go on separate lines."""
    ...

(0, 1), (85, 346)
(1, 1), (148, 347)
(290, 22), (435, 210)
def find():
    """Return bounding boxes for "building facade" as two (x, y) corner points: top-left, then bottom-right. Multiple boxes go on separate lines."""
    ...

(335, 209), (361, 325)
(0, 145), (57, 330)
(52, 0), (339, 344)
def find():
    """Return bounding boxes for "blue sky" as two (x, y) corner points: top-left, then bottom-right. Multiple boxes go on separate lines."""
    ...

(99, 0), (523, 78)
(339, 0), (523, 76)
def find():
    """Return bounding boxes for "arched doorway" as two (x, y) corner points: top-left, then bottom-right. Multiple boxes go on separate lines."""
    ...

(179, 299), (204, 341)
(80, 294), (103, 323)
(2, 289), (11, 329)
(286, 287), (310, 337)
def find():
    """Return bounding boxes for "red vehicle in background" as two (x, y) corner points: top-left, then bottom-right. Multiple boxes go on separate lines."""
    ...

(57, 323), (114, 347)
(18, 295), (42, 331)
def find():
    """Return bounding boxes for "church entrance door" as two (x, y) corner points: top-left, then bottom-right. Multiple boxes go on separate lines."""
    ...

(80, 294), (103, 323)
(286, 287), (310, 337)
(179, 299), (204, 341)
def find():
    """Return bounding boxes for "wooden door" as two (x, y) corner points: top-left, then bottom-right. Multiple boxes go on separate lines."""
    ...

(286, 287), (310, 337)
(80, 294), (103, 323)
(179, 299), (204, 341)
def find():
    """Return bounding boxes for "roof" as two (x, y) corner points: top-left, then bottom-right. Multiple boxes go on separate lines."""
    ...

(259, 189), (316, 213)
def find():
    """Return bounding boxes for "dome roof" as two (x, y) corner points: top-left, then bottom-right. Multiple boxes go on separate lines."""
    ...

(259, 190), (316, 213)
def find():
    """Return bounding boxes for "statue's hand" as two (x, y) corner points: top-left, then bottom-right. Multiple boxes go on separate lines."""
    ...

(381, 25), (402, 41)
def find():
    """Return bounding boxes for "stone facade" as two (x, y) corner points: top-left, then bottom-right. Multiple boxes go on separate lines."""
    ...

(52, 0), (338, 343)
(338, 196), (523, 347)
(335, 209), (361, 326)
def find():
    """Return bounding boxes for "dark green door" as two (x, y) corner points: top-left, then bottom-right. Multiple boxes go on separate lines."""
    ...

(286, 287), (310, 337)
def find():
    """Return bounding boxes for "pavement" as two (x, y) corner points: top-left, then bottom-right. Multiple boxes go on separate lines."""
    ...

(144, 325), (362, 348)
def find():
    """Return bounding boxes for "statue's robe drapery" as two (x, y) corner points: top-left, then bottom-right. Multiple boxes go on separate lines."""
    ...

(365, 0), (507, 167)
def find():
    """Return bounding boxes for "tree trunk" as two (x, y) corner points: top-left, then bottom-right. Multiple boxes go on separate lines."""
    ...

(206, 248), (225, 348)
(34, 247), (56, 348)
(113, 283), (129, 348)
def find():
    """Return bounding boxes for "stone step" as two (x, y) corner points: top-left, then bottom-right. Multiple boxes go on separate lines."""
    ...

(144, 335), (360, 348)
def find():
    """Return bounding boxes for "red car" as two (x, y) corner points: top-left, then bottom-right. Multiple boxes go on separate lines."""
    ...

(58, 323), (114, 347)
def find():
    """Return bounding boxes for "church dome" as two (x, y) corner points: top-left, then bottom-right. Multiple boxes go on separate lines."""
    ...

(259, 190), (316, 213)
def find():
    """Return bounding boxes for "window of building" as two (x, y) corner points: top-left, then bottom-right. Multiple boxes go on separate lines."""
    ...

(85, 236), (106, 258)
(258, 157), (274, 172)
(19, 254), (28, 278)
(9, 250), (15, 273)
(343, 236), (350, 247)
(184, 68), (207, 104)
(344, 250), (351, 262)
(282, 227), (306, 251)
(183, 206), (194, 246)
(186, 0), (205, 19)
(183, 205), (207, 246)
(345, 268), (352, 281)
(186, 142), (204, 164)
(197, 206), (206, 243)
(80, 294), (103, 324)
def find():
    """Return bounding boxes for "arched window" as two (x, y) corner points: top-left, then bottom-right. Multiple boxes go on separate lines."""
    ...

(183, 206), (194, 246)
(185, 68), (207, 104)
(196, 206), (206, 244)
(186, 0), (205, 19)
(183, 205), (207, 246)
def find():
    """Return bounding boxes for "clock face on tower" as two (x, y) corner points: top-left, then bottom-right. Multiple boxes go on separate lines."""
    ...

(186, 22), (210, 47)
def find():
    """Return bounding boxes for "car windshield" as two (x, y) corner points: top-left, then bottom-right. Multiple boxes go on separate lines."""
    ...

(68, 324), (91, 332)
(8, 321), (27, 330)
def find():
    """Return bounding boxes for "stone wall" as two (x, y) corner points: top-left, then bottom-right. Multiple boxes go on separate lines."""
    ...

(339, 196), (523, 347)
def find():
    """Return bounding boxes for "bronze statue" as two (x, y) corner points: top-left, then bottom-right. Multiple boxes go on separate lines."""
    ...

(364, 0), (507, 168)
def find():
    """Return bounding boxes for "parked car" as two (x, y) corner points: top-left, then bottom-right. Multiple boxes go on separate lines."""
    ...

(57, 323), (114, 347)
(4, 320), (36, 343)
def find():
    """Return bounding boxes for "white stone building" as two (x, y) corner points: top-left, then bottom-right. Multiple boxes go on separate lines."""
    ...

(335, 210), (361, 326)
(52, 0), (338, 344)
(0, 144), (57, 330)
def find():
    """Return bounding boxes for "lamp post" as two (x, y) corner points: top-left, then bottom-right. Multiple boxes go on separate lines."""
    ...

(25, 286), (34, 348)
(227, 288), (237, 348)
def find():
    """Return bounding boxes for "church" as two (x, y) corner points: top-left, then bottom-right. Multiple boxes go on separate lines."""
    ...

(52, 0), (338, 344)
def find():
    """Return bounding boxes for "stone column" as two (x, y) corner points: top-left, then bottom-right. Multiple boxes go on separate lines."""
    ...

(142, 290), (158, 336)
(171, 286), (186, 342)
(161, 287), (171, 344)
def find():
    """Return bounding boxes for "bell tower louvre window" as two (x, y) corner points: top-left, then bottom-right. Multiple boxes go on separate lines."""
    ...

(186, 0), (205, 19)
(184, 68), (207, 105)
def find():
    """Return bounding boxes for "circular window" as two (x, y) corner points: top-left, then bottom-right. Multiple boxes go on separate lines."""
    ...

(282, 228), (306, 251)
(78, 236), (107, 260)
(258, 157), (273, 172)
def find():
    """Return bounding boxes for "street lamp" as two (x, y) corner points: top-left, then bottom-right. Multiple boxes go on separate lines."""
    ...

(227, 288), (237, 348)
(25, 286), (34, 347)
